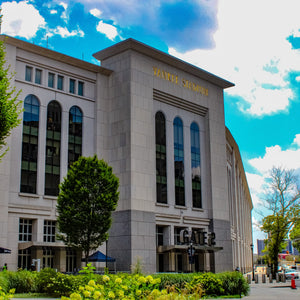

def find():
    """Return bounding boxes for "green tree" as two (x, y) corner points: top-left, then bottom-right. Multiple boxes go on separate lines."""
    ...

(57, 155), (119, 265)
(290, 221), (300, 252)
(0, 18), (22, 160)
(261, 167), (300, 277)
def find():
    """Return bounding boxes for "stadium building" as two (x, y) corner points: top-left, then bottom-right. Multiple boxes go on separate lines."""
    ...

(0, 35), (253, 273)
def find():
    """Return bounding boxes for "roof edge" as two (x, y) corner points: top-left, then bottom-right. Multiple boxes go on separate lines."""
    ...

(93, 38), (234, 89)
(0, 34), (112, 76)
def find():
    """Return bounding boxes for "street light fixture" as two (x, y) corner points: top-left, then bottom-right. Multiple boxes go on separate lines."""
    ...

(250, 243), (254, 281)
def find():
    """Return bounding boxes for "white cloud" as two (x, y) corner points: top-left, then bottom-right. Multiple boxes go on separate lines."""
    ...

(1, 0), (45, 39)
(246, 135), (300, 246)
(48, 26), (84, 38)
(50, 10), (57, 14)
(293, 134), (300, 146)
(252, 216), (262, 231)
(169, 0), (300, 117)
(246, 172), (265, 206)
(249, 144), (300, 174)
(59, 2), (68, 10)
(96, 21), (118, 41)
(59, 2), (68, 22)
(90, 8), (102, 18)
(246, 134), (300, 227)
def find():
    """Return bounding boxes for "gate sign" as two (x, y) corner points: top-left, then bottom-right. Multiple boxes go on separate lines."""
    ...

(180, 229), (216, 246)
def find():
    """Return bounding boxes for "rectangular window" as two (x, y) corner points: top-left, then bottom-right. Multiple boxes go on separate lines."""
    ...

(78, 81), (84, 96)
(18, 249), (32, 270)
(43, 248), (54, 268)
(174, 227), (186, 245)
(19, 219), (33, 242)
(35, 69), (42, 84)
(155, 112), (167, 204)
(25, 66), (32, 82)
(66, 249), (77, 272)
(48, 73), (55, 88)
(43, 220), (56, 242)
(69, 79), (75, 94)
(57, 75), (64, 90)
(156, 226), (164, 246)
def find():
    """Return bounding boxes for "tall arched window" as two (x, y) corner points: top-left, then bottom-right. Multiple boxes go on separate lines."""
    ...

(173, 117), (185, 206)
(20, 95), (40, 193)
(68, 106), (83, 167)
(155, 111), (167, 204)
(45, 101), (61, 196)
(190, 122), (202, 208)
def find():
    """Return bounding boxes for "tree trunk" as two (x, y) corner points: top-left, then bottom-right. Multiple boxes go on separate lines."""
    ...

(85, 249), (89, 266)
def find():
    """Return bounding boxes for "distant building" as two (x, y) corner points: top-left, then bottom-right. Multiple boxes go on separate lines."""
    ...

(0, 35), (253, 273)
(257, 239), (299, 257)
(282, 240), (299, 256)
(257, 239), (266, 256)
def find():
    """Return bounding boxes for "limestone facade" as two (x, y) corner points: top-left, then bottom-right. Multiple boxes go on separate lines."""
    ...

(0, 35), (252, 273)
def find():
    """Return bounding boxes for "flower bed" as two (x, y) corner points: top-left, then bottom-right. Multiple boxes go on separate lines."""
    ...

(0, 286), (15, 300)
(0, 266), (249, 299)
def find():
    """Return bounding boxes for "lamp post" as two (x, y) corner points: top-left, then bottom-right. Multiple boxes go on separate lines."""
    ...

(250, 243), (254, 281)
(105, 239), (108, 269)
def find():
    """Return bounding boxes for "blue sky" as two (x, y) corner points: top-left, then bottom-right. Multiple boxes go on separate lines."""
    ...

(2, 0), (300, 252)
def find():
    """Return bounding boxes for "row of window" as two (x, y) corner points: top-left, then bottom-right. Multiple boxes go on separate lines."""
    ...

(155, 112), (202, 208)
(18, 248), (77, 271)
(18, 218), (77, 271)
(21, 95), (83, 196)
(21, 97), (200, 202)
(19, 218), (56, 242)
(25, 66), (84, 96)
(156, 225), (204, 246)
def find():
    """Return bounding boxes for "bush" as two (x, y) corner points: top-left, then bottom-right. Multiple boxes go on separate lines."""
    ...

(190, 272), (224, 296)
(1, 269), (250, 298)
(4, 270), (37, 293)
(35, 268), (58, 293)
(217, 271), (250, 296)
(46, 273), (84, 297)
(153, 273), (194, 290)
(62, 274), (162, 300)
(0, 286), (15, 300)
(0, 273), (9, 293)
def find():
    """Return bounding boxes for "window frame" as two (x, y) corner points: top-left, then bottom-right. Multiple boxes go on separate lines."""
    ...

(68, 106), (83, 167)
(173, 117), (185, 206)
(156, 226), (164, 246)
(48, 72), (55, 88)
(43, 220), (56, 243)
(155, 111), (167, 204)
(20, 95), (40, 194)
(66, 248), (77, 273)
(35, 69), (42, 84)
(25, 66), (32, 82)
(57, 75), (64, 90)
(19, 218), (33, 242)
(190, 122), (202, 208)
(18, 248), (32, 270)
(45, 100), (61, 196)
(69, 78), (76, 94)
(78, 81), (84, 96)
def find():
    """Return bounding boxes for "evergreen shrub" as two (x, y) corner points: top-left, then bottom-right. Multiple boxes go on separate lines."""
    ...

(35, 267), (58, 293)
(4, 270), (36, 293)
(217, 271), (250, 296)
(0, 272), (9, 292)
